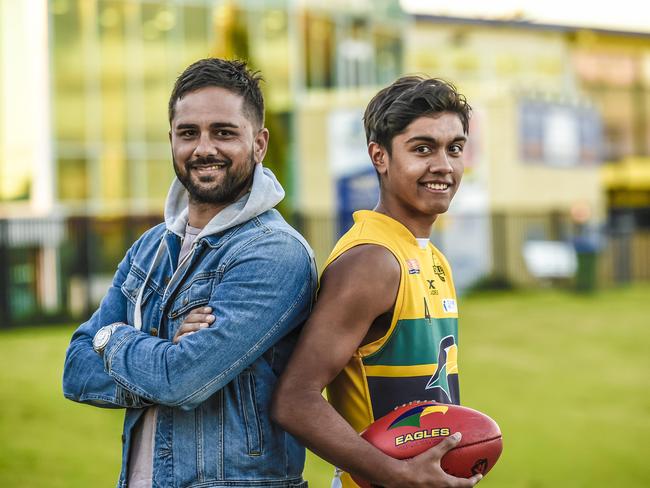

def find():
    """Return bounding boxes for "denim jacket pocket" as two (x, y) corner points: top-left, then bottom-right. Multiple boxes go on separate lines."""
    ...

(168, 272), (215, 320)
(121, 267), (156, 321)
(238, 369), (263, 456)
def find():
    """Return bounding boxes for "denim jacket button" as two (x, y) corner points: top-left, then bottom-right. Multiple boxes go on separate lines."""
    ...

(182, 297), (188, 305)
(150, 328), (158, 337)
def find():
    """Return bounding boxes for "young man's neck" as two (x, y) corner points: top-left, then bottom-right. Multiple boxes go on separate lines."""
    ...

(373, 201), (437, 239)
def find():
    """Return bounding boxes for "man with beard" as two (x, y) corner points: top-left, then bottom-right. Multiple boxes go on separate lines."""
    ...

(63, 58), (316, 488)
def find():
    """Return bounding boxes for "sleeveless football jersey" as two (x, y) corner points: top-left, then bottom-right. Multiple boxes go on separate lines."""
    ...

(325, 210), (460, 488)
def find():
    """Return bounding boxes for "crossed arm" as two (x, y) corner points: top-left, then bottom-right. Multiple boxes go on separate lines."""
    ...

(62, 243), (150, 409)
(271, 245), (482, 488)
(63, 232), (315, 411)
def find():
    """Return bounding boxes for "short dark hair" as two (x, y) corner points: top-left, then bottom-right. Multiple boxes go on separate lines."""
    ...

(168, 58), (264, 128)
(363, 76), (471, 154)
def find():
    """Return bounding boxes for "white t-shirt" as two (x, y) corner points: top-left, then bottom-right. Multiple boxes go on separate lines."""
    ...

(127, 223), (202, 488)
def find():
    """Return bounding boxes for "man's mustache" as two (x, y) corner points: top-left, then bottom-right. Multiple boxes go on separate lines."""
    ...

(187, 156), (232, 168)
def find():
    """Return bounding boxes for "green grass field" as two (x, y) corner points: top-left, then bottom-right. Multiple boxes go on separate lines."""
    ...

(1, 285), (649, 487)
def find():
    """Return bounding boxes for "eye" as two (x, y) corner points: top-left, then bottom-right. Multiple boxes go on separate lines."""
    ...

(415, 145), (432, 155)
(215, 129), (234, 137)
(179, 129), (197, 138)
(448, 143), (464, 156)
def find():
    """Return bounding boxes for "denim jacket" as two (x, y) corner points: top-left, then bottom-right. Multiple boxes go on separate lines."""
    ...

(63, 165), (317, 488)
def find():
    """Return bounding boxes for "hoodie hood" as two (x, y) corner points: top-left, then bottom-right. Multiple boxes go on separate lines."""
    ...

(163, 163), (285, 240)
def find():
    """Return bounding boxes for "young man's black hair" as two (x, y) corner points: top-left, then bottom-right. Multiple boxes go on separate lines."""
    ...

(363, 76), (471, 155)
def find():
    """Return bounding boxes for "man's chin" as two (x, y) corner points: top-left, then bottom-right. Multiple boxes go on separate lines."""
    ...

(189, 190), (228, 205)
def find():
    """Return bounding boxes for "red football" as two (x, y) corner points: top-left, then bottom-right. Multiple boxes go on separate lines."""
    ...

(352, 401), (502, 487)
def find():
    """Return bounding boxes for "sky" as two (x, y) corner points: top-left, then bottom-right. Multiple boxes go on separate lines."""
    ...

(400, 0), (650, 34)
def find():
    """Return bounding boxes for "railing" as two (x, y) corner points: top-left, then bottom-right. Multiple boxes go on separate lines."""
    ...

(1, 212), (648, 327)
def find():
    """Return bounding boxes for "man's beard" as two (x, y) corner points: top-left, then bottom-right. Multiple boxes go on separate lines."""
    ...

(174, 152), (255, 205)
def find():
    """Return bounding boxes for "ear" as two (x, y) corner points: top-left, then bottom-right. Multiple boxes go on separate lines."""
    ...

(368, 141), (388, 176)
(254, 128), (270, 163)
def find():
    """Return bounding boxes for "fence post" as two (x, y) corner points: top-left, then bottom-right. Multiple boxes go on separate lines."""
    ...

(611, 212), (635, 284)
(0, 220), (11, 327)
(491, 212), (508, 280)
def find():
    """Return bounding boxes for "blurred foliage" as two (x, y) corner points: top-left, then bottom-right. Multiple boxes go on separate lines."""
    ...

(466, 273), (517, 293)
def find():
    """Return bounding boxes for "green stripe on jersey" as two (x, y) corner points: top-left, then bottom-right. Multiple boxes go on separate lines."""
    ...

(363, 317), (458, 366)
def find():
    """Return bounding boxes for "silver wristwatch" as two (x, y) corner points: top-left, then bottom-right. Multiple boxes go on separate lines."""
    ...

(92, 323), (124, 355)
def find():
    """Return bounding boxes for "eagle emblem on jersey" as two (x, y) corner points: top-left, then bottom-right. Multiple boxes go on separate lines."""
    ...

(425, 335), (459, 404)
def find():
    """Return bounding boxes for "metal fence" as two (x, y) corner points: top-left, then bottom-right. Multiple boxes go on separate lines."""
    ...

(0, 212), (648, 327)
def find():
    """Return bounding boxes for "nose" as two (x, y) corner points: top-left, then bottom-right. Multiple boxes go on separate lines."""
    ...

(193, 132), (218, 158)
(428, 149), (453, 174)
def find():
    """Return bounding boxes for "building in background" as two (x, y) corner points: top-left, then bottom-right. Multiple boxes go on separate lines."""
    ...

(575, 28), (650, 283)
(407, 15), (608, 288)
(1, 0), (649, 325)
(0, 0), (406, 324)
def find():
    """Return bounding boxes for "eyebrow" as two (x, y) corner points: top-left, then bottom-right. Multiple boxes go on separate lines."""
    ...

(406, 135), (467, 145)
(175, 122), (240, 130)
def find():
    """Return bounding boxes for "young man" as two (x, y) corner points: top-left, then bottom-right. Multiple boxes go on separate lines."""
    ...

(63, 58), (316, 488)
(272, 77), (481, 487)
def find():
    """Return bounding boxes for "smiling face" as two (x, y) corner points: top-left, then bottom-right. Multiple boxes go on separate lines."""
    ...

(170, 85), (268, 211)
(371, 112), (467, 235)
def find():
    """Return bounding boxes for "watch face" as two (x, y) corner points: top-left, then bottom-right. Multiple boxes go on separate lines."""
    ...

(94, 327), (111, 350)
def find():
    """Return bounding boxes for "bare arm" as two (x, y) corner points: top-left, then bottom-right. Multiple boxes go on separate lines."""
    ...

(272, 245), (481, 488)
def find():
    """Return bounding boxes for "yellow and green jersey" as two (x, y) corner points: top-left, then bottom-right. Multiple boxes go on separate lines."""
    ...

(325, 210), (460, 487)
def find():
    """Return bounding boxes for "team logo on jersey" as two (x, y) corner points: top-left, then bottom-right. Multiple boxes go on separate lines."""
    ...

(387, 403), (449, 430)
(432, 264), (446, 282)
(406, 259), (420, 274)
(425, 335), (459, 404)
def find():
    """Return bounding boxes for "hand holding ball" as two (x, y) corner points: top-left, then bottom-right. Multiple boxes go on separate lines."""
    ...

(352, 401), (502, 487)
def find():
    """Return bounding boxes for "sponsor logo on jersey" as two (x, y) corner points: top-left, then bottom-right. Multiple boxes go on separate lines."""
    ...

(442, 298), (457, 313)
(406, 259), (420, 274)
(427, 279), (439, 296)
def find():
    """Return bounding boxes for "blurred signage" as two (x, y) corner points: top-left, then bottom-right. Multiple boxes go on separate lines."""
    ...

(519, 99), (603, 167)
(336, 168), (380, 235)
